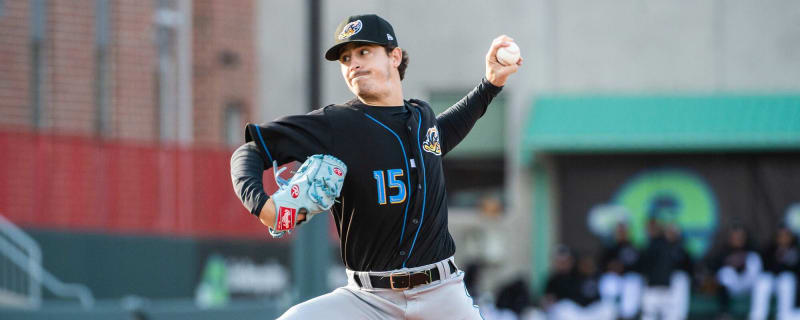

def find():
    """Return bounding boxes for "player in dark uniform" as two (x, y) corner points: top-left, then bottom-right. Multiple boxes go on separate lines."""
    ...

(230, 14), (521, 319)
(750, 225), (800, 320)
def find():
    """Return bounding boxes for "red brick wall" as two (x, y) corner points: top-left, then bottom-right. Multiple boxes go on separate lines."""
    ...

(111, 0), (158, 141)
(1, 0), (257, 143)
(0, 130), (268, 239)
(0, 0), (31, 128)
(193, 0), (256, 146)
(47, 0), (96, 134)
(0, 0), (260, 237)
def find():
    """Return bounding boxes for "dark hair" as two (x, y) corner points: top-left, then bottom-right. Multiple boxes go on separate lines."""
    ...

(384, 46), (409, 80)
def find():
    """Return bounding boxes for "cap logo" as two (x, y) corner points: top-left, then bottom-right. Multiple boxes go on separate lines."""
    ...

(338, 20), (362, 40)
(386, 33), (394, 41)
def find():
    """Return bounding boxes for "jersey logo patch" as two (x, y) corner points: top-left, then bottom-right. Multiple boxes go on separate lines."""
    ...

(276, 207), (296, 231)
(422, 126), (442, 156)
(338, 20), (362, 40)
(290, 185), (300, 198)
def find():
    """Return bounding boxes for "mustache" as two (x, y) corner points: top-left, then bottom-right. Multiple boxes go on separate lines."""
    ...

(350, 70), (370, 79)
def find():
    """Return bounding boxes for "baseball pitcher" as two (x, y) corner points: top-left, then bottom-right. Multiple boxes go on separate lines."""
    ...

(230, 14), (521, 319)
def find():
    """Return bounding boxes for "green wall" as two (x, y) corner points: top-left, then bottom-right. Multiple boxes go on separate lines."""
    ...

(27, 229), (200, 299)
(23, 228), (291, 300)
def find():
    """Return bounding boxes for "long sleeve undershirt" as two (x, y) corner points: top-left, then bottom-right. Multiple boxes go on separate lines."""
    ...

(435, 78), (502, 156)
(230, 142), (269, 217)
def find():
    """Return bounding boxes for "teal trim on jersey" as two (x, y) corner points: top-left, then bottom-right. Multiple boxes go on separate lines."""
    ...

(403, 109), (428, 268)
(252, 124), (274, 163)
(363, 113), (413, 247)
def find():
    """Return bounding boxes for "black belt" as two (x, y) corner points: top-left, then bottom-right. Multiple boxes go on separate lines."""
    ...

(353, 260), (457, 290)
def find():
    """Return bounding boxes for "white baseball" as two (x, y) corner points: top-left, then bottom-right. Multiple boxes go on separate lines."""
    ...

(496, 41), (520, 66)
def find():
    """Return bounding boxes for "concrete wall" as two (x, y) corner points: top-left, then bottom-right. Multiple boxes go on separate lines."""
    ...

(255, 1), (309, 122)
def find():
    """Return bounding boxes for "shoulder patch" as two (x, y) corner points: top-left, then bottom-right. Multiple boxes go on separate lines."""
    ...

(422, 126), (442, 156)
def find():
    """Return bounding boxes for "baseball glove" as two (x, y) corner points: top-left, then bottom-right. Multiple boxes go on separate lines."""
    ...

(268, 154), (347, 238)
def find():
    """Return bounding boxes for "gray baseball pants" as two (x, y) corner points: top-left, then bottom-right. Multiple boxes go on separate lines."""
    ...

(277, 257), (483, 320)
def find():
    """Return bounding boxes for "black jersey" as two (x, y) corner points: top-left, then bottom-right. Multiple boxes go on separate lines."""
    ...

(601, 240), (640, 274)
(762, 243), (800, 274)
(236, 79), (501, 271)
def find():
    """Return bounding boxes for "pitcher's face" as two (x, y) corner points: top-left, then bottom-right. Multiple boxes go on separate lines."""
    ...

(338, 44), (396, 102)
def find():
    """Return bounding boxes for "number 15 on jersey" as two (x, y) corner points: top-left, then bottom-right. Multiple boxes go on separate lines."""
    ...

(372, 169), (406, 205)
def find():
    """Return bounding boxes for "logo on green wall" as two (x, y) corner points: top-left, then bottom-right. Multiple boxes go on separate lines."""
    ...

(195, 254), (229, 308)
(589, 169), (718, 258)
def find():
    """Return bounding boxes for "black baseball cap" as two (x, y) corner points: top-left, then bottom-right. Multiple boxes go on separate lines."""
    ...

(325, 14), (399, 61)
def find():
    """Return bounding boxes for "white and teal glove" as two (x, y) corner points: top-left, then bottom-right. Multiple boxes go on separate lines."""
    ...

(268, 154), (346, 238)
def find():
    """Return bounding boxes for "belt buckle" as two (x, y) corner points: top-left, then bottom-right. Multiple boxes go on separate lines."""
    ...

(389, 272), (411, 290)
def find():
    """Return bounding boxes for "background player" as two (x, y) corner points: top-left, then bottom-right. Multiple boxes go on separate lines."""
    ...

(231, 14), (520, 319)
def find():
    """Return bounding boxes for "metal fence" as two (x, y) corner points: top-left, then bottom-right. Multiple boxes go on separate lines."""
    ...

(0, 214), (93, 309)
